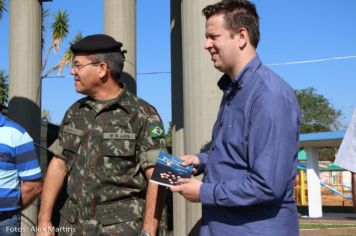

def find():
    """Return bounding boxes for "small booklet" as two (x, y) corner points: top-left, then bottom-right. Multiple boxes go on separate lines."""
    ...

(150, 151), (193, 187)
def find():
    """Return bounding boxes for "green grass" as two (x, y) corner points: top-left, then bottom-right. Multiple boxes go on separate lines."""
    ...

(300, 223), (356, 229)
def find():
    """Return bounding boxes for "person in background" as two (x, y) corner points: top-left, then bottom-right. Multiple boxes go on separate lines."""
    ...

(37, 34), (166, 236)
(334, 108), (356, 208)
(0, 113), (42, 236)
(171, 0), (301, 235)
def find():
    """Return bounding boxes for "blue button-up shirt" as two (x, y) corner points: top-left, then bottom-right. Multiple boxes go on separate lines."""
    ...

(198, 56), (300, 236)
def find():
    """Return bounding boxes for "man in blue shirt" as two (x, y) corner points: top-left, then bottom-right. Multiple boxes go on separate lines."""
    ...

(0, 113), (42, 235)
(171, 0), (301, 235)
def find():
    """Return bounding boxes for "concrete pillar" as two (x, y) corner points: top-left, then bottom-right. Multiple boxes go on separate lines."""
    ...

(170, 1), (187, 236)
(181, 0), (221, 234)
(305, 147), (323, 217)
(9, 0), (42, 235)
(104, 0), (137, 94)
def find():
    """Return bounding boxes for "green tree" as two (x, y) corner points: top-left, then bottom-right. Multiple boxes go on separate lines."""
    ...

(0, 6), (80, 111)
(296, 87), (342, 133)
(41, 109), (52, 122)
(0, 0), (7, 106)
(296, 87), (342, 161)
(42, 9), (69, 78)
(165, 122), (172, 148)
(0, 0), (6, 20)
(0, 70), (8, 106)
(162, 122), (174, 154)
(41, 9), (82, 78)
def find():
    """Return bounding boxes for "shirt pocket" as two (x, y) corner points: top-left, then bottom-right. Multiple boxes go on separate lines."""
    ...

(60, 125), (84, 171)
(99, 132), (137, 177)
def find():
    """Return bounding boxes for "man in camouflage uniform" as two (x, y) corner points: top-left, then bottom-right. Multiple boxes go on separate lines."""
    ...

(37, 34), (166, 236)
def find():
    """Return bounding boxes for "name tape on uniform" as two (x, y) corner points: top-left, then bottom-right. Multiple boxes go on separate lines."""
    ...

(63, 126), (84, 136)
(103, 133), (136, 140)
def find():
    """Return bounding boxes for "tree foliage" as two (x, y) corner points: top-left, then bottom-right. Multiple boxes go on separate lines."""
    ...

(165, 122), (172, 148)
(296, 87), (342, 161)
(0, 0), (6, 20)
(41, 109), (52, 122)
(41, 9), (82, 79)
(0, 1), (7, 106)
(296, 87), (342, 133)
(0, 5), (81, 114)
(0, 70), (8, 106)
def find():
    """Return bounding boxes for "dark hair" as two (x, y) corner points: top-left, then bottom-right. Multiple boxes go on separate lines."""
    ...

(88, 51), (126, 82)
(202, 0), (260, 48)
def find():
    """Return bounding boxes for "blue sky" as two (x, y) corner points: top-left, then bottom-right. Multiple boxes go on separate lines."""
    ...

(1, 0), (356, 131)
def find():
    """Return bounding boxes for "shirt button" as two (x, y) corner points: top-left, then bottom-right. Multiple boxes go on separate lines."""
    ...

(227, 102), (230, 106)
(219, 123), (223, 127)
(211, 147), (215, 151)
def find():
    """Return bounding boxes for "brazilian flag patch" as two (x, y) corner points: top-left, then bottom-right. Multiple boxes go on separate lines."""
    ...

(150, 125), (165, 138)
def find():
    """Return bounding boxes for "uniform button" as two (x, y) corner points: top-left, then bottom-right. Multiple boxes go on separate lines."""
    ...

(211, 147), (215, 151)
(219, 123), (223, 127)
(227, 102), (230, 106)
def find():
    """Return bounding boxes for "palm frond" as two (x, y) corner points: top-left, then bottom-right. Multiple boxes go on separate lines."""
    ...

(51, 10), (69, 52)
(56, 32), (83, 75)
(41, 8), (50, 49)
(0, 0), (7, 20)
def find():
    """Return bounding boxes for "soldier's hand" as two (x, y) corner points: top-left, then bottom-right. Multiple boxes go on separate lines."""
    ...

(36, 221), (55, 236)
(180, 155), (200, 174)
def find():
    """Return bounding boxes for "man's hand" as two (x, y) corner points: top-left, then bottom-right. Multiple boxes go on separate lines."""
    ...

(20, 179), (42, 209)
(170, 178), (202, 203)
(180, 155), (200, 174)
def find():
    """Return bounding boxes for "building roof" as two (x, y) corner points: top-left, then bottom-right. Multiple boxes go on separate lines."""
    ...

(299, 131), (345, 148)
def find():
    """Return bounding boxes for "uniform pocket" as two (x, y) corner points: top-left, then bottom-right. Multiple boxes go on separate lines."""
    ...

(60, 199), (78, 224)
(102, 132), (136, 156)
(96, 198), (143, 226)
(99, 133), (137, 177)
(60, 126), (84, 171)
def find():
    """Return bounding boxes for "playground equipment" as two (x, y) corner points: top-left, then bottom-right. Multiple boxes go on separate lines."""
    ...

(320, 181), (352, 200)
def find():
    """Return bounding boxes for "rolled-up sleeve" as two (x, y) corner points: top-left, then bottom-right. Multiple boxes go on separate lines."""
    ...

(137, 107), (167, 170)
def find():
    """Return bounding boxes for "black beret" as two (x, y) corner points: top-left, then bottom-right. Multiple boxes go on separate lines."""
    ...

(70, 34), (123, 54)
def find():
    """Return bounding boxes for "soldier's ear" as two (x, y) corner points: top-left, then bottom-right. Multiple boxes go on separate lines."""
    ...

(98, 62), (109, 79)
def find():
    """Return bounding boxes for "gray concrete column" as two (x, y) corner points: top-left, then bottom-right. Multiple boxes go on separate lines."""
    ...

(9, 0), (42, 235)
(170, 1), (187, 236)
(104, 0), (137, 94)
(181, 0), (221, 235)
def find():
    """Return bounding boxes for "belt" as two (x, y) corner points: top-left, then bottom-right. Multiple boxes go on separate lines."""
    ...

(0, 210), (18, 221)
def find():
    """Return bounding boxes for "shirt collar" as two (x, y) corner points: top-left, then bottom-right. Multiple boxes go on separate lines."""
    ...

(80, 83), (133, 114)
(217, 55), (262, 91)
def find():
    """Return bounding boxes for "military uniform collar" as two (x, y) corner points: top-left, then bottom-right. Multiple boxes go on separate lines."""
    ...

(79, 83), (133, 114)
(115, 83), (133, 110)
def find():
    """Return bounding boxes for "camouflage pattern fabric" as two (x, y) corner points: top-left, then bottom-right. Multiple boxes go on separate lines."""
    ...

(49, 85), (166, 235)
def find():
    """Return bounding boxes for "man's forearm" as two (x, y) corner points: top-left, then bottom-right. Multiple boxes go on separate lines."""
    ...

(142, 168), (166, 235)
(21, 180), (42, 209)
(38, 157), (67, 223)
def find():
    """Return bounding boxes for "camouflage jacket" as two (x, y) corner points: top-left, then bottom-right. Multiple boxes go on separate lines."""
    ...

(49, 86), (166, 221)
